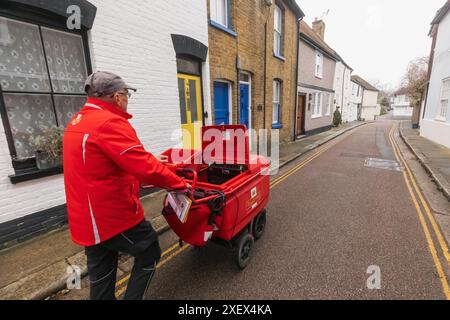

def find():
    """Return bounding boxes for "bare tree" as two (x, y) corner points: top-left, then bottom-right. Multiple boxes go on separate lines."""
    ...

(401, 56), (429, 110)
(371, 79), (394, 97)
(401, 56), (429, 126)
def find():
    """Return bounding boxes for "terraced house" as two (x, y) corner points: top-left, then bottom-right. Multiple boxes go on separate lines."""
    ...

(350, 75), (380, 121)
(297, 19), (337, 136)
(207, 0), (304, 146)
(333, 54), (355, 123)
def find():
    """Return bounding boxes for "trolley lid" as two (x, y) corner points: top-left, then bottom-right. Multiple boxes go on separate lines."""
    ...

(202, 125), (250, 165)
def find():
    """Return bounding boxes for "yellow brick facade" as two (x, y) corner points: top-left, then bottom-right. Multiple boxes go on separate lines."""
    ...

(207, 0), (302, 144)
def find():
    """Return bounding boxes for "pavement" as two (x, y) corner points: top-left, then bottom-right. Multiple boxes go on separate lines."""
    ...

(0, 121), (366, 300)
(399, 121), (450, 201)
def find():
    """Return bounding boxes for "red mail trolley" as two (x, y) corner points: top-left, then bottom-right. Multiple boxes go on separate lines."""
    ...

(161, 125), (271, 269)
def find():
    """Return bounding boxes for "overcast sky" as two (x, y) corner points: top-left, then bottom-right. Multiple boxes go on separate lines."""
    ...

(295, 0), (444, 89)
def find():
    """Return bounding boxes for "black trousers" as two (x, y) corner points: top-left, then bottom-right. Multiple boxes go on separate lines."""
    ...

(84, 219), (162, 300)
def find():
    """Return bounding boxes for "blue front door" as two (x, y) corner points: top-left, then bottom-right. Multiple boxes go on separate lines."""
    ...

(213, 82), (229, 125)
(240, 84), (249, 129)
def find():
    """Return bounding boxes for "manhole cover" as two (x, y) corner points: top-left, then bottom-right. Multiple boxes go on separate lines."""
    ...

(364, 158), (403, 172)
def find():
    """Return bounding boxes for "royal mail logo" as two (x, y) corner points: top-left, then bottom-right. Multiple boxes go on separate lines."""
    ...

(246, 190), (261, 213)
(251, 187), (258, 199)
(72, 114), (82, 126)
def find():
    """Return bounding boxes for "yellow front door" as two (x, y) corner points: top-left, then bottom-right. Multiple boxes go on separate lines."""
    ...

(177, 74), (203, 149)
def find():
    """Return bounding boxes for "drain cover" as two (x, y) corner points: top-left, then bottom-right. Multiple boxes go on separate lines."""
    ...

(364, 158), (403, 172)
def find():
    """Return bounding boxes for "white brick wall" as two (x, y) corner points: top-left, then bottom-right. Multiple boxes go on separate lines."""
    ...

(89, 0), (211, 153)
(0, 0), (210, 224)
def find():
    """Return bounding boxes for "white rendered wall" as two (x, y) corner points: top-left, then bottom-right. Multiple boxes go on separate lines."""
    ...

(422, 12), (450, 147)
(421, 119), (450, 149)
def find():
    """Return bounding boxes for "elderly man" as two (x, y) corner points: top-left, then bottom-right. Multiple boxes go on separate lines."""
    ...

(63, 71), (187, 300)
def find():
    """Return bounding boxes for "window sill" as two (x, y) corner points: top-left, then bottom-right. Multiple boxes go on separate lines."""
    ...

(9, 166), (63, 184)
(209, 20), (237, 37)
(315, 75), (323, 80)
(311, 114), (322, 119)
(273, 53), (286, 62)
(272, 123), (283, 129)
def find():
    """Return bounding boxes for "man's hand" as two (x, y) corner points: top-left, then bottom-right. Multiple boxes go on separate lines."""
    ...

(168, 183), (192, 196)
(186, 183), (193, 197)
(156, 154), (169, 163)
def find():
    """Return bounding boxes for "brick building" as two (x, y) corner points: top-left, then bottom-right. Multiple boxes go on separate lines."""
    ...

(207, 0), (304, 145)
(0, 0), (211, 247)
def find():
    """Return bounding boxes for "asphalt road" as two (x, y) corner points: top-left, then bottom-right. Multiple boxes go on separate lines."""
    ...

(143, 121), (449, 300)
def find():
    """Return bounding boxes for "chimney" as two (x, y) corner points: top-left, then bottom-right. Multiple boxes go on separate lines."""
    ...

(312, 19), (325, 40)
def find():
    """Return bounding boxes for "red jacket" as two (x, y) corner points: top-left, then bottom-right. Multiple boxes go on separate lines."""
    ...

(63, 98), (186, 247)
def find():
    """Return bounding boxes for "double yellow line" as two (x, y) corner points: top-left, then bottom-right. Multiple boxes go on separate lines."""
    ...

(389, 123), (450, 299)
(115, 128), (356, 298)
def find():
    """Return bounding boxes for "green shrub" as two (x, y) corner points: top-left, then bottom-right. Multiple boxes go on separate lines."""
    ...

(333, 109), (342, 127)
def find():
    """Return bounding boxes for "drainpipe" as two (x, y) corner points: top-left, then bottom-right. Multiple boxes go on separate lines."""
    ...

(263, 15), (269, 130)
(359, 87), (365, 121)
(293, 17), (302, 140)
(236, 56), (240, 125)
(422, 81), (430, 120)
(341, 67), (345, 114)
(262, 0), (276, 131)
(235, 3), (240, 126)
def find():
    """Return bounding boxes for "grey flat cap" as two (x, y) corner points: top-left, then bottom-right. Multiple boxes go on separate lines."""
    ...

(85, 71), (137, 97)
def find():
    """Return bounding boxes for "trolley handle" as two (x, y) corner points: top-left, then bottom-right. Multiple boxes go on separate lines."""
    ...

(176, 168), (198, 191)
(141, 169), (196, 201)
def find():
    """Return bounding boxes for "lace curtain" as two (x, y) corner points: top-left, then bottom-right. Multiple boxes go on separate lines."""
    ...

(54, 95), (86, 128)
(0, 17), (51, 93)
(0, 16), (88, 160)
(41, 27), (87, 94)
(4, 93), (55, 159)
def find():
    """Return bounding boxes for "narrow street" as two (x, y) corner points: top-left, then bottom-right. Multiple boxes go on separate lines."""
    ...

(50, 119), (450, 301)
(135, 120), (449, 300)
(1, 0), (449, 307)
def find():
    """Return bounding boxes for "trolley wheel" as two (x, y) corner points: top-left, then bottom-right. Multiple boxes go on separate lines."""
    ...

(252, 210), (267, 240)
(236, 232), (255, 270)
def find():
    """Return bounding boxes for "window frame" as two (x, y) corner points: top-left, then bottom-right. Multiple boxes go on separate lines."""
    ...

(437, 78), (450, 121)
(210, 0), (230, 29)
(0, 10), (93, 178)
(325, 93), (331, 116)
(273, 5), (283, 58)
(272, 80), (282, 128)
(315, 50), (323, 79)
(404, 95), (410, 104)
(312, 92), (323, 118)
